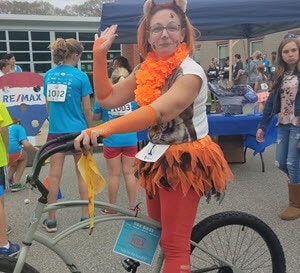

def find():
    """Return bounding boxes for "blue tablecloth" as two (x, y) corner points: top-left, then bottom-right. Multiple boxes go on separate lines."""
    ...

(208, 114), (277, 155)
(137, 114), (277, 155)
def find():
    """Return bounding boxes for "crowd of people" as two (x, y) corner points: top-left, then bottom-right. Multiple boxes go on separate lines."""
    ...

(206, 50), (278, 112)
(0, 1), (299, 271)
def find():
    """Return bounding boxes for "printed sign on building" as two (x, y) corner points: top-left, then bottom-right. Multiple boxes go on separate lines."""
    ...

(0, 72), (48, 136)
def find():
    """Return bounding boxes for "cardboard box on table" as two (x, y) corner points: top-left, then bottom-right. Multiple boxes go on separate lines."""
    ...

(217, 135), (245, 163)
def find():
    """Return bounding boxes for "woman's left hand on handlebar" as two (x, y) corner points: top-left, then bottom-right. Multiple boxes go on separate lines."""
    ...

(74, 130), (99, 151)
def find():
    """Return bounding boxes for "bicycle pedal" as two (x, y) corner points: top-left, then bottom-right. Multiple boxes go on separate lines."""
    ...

(121, 258), (140, 272)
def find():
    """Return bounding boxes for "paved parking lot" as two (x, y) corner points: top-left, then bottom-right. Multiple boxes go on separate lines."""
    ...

(4, 145), (300, 273)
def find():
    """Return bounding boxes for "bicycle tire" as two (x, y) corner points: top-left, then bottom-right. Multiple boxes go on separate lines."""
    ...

(0, 256), (39, 273)
(190, 211), (286, 273)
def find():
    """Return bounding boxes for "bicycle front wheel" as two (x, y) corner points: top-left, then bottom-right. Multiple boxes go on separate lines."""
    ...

(0, 257), (39, 273)
(190, 211), (286, 273)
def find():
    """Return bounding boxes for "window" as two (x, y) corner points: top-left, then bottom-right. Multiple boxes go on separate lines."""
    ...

(0, 31), (5, 40)
(33, 53), (51, 62)
(107, 52), (121, 60)
(79, 33), (94, 41)
(0, 32), (6, 57)
(81, 63), (93, 72)
(0, 30), (120, 74)
(193, 46), (201, 64)
(218, 44), (228, 68)
(34, 63), (52, 74)
(9, 42), (29, 51)
(81, 52), (93, 61)
(0, 42), (6, 52)
(6, 31), (31, 70)
(250, 40), (263, 55)
(32, 42), (50, 51)
(55, 32), (76, 39)
(20, 64), (30, 72)
(81, 42), (93, 51)
(13, 53), (30, 62)
(8, 31), (28, 40)
(31, 32), (50, 41)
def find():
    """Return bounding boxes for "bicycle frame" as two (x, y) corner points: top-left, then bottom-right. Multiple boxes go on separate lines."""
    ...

(12, 133), (244, 273)
(12, 199), (164, 273)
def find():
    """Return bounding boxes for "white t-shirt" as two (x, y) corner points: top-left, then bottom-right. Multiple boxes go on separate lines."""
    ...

(148, 57), (208, 145)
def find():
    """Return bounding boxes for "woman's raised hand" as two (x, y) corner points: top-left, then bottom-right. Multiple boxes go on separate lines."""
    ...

(94, 24), (118, 53)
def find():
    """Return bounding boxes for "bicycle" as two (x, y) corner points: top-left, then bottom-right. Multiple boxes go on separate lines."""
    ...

(0, 133), (286, 273)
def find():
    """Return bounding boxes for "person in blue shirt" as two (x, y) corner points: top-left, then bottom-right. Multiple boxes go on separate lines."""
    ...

(93, 66), (138, 214)
(270, 51), (277, 82)
(262, 53), (270, 77)
(7, 118), (38, 192)
(42, 38), (93, 232)
(3, 53), (22, 73)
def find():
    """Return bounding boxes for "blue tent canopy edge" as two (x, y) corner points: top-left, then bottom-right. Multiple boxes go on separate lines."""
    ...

(100, 0), (300, 44)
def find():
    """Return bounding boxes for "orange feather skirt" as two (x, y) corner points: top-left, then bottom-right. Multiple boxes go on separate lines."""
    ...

(137, 135), (233, 198)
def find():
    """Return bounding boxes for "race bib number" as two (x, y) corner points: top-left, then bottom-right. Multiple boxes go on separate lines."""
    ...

(46, 84), (67, 102)
(111, 103), (132, 116)
(135, 142), (170, 162)
(260, 83), (268, 90)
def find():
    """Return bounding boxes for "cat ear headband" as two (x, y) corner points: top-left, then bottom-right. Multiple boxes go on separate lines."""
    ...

(143, 0), (187, 15)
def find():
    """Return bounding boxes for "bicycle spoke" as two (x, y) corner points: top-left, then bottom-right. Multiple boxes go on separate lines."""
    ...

(191, 223), (277, 272)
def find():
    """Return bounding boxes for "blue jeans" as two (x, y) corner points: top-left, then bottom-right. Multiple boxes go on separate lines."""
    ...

(275, 124), (300, 184)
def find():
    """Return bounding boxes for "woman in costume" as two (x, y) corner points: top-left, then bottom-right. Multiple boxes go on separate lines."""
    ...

(75, 1), (233, 272)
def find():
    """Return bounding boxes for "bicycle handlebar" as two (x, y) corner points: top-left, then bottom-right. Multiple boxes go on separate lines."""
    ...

(26, 132), (103, 200)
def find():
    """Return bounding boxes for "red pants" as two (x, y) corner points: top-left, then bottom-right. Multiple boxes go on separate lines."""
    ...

(146, 186), (200, 273)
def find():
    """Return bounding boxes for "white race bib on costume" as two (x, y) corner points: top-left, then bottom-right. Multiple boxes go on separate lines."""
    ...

(135, 142), (170, 162)
(46, 84), (67, 102)
(111, 103), (132, 116)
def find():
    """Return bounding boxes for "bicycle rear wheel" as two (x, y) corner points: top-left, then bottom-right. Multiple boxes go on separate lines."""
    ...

(0, 257), (39, 273)
(190, 211), (286, 273)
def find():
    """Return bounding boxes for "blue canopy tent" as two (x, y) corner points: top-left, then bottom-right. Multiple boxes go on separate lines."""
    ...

(100, 0), (300, 43)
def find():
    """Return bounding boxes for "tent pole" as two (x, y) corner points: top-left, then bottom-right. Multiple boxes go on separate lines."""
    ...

(227, 39), (239, 88)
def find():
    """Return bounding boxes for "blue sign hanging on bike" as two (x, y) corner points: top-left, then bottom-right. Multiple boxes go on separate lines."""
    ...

(114, 220), (161, 265)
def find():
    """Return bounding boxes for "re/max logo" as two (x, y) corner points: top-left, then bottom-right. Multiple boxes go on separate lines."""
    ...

(0, 87), (45, 106)
(2, 93), (42, 103)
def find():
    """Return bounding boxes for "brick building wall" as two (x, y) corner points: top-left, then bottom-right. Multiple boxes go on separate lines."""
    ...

(121, 44), (141, 70)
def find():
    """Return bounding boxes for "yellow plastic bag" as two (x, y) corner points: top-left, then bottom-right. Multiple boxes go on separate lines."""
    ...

(77, 151), (106, 234)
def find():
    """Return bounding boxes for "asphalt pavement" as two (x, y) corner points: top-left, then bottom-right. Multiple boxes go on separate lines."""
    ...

(4, 145), (300, 273)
